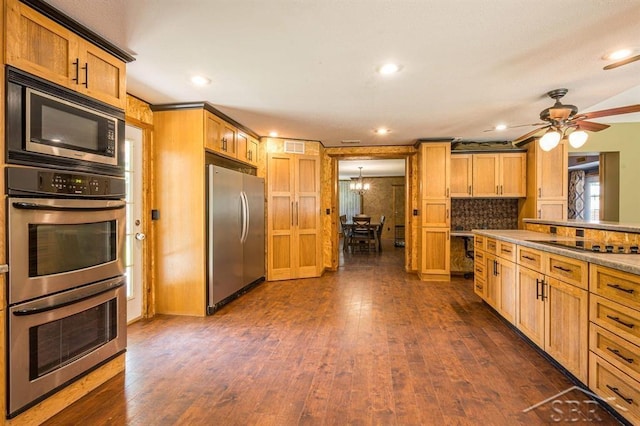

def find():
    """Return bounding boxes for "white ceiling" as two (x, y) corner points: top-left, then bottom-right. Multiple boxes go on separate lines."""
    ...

(44, 0), (640, 147)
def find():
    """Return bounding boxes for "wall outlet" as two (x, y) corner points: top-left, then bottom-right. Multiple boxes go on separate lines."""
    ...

(576, 229), (585, 237)
(550, 226), (557, 234)
(151, 209), (160, 220)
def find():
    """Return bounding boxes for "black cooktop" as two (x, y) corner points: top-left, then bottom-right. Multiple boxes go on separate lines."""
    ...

(529, 239), (639, 255)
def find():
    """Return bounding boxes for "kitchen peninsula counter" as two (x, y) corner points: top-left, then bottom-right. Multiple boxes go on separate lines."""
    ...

(473, 229), (640, 275)
(524, 218), (640, 234)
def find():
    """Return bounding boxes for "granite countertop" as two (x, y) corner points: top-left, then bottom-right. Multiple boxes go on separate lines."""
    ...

(523, 219), (640, 234)
(472, 229), (640, 276)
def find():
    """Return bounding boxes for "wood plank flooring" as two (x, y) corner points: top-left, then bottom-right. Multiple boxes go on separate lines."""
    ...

(45, 241), (622, 425)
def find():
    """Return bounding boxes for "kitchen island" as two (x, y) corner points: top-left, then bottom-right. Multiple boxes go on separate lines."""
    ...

(473, 222), (640, 425)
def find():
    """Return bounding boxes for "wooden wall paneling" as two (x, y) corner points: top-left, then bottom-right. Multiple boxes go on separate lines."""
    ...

(153, 109), (206, 316)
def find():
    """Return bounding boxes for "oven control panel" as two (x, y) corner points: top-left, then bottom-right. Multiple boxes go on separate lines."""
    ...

(7, 166), (125, 198)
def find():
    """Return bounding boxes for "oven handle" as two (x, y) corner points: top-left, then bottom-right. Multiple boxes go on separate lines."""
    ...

(12, 277), (125, 316)
(12, 201), (125, 211)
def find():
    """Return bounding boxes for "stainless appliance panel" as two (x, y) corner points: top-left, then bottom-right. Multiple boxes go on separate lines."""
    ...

(209, 165), (243, 306)
(243, 173), (265, 284)
(8, 197), (125, 304)
(8, 277), (126, 417)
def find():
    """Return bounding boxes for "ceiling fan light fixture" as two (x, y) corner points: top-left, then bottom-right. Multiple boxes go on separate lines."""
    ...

(569, 129), (588, 148)
(539, 130), (561, 151)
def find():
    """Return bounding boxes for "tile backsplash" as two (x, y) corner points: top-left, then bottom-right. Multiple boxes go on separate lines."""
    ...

(451, 199), (519, 231)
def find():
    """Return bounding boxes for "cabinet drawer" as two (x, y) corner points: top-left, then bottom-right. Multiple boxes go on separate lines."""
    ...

(474, 277), (485, 299)
(589, 353), (640, 425)
(474, 235), (484, 250)
(590, 324), (640, 383)
(497, 241), (516, 262)
(485, 238), (497, 255)
(546, 253), (588, 289)
(517, 246), (545, 272)
(474, 258), (486, 281)
(591, 295), (640, 347)
(590, 264), (640, 311)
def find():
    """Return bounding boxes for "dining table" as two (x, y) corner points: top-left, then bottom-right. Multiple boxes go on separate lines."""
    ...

(342, 221), (382, 252)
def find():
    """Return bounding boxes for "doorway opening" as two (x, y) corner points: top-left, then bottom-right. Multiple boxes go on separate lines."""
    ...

(336, 158), (407, 268)
(568, 152), (619, 221)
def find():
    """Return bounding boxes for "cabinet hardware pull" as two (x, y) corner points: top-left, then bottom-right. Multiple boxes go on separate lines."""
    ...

(468, 185), (471, 195)
(537, 209), (541, 219)
(606, 347), (634, 364)
(500, 185), (503, 195)
(535, 278), (541, 300)
(605, 385), (634, 404)
(295, 202), (299, 226)
(522, 255), (535, 261)
(446, 188), (449, 198)
(291, 202), (294, 226)
(81, 63), (88, 88)
(538, 188), (541, 198)
(541, 280), (548, 301)
(72, 58), (80, 83)
(606, 315), (635, 329)
(553, 265), (572, 273)
(447, 231), (449, 241)
(446, 209), (449, 219)
(606, 283), (635, 294)
(502, 249), (512, 253)
(475, 268), (482, 273)
(496, 185), (499, 194)
(495, 260), (499, 276)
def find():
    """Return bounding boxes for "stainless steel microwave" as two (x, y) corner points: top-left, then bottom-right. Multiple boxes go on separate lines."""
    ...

(6, 67), (125, 176)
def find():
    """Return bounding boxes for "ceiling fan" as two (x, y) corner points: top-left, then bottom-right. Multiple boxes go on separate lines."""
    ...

(511, 88), (640, 151)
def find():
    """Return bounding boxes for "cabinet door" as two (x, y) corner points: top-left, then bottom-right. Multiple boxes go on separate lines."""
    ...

(420, 199), (449, 227)
(421, 143), (450, 199)
(267, 154), (295, 280)
(294, 156), (321, 278)
(545, 277), (589, 382)
(536, 200), (567, 220)
(78, 41), (126, 109)
(419, 228), (450, 278)
(220, 123), (238, 159)
(237, 132), (249, 163)
(500, 153), (526, 197)
(499, 259), (517, 324)
(6, 0), (78, 88)
(450, 154), (472, 197)
(472, 154), (500, 197)
(205, 112), (223, 152)
(485, 253), (500, 308)
(536, 140), (568, 200)
(247, 137), (259, 166)
(516, 266), (545, 348)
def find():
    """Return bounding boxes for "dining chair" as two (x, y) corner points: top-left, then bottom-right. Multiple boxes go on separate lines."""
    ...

(351, 216), (376, 252)
(339, 214), (351, 251)
(377, 215), (385, 251)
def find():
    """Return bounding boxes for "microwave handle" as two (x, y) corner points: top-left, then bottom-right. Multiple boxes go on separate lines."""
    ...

(12, 277), (125, 316)
(12, 201), (125, 211)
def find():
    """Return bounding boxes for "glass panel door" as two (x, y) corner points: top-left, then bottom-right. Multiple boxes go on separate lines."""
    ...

(125, 125), (144, 321)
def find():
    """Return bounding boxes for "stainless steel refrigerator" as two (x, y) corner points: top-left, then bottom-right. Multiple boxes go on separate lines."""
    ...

(207, 164), (265, 314)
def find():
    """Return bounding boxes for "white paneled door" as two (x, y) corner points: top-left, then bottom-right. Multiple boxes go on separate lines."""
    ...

(125, 125), (144, 322)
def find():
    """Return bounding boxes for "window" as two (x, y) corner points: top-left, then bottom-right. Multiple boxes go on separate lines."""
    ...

(339, 180), (361, 222)
(584, 175), (600, 221)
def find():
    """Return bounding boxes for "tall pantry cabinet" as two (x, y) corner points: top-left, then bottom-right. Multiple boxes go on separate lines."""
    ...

(267, 151), (322, 280)
(418, 141), (451, 281)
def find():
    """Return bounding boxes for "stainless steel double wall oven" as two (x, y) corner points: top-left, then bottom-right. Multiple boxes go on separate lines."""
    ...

(5, 67), (127, 417)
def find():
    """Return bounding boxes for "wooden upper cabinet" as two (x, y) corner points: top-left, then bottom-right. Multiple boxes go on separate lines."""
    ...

(221, 123), (238, 159)
(472, 152), (526, 197)
(237, 133), (259, 166)
(421, 143), (450, 200)
(450, 154), (472, 197)
(537, 140), (568, 200)
(205, 112), (223, 151)
(6, 0), (126, 109)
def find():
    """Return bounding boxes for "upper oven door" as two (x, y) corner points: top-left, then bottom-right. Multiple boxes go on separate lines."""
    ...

(8, 197), (125, 304)
(26, 88), (118, 166)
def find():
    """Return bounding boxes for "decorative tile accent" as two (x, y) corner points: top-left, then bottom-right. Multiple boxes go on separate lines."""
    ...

(451, 199), (519, 231)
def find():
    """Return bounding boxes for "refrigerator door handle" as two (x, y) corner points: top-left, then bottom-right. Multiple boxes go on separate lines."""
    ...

(240, 191), (249, 244)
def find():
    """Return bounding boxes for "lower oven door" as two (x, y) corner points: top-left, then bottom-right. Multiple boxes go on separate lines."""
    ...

(7, 277), (126, 417)
(8, 197), (125, 304)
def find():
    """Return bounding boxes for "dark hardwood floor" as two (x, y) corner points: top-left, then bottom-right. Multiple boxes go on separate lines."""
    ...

(45, 240), (622, 425)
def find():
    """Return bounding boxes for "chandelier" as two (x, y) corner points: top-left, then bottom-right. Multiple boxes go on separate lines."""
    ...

(349, 166), (370, 195)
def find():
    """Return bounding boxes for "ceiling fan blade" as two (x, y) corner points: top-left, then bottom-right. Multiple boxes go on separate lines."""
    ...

(513, 126), (549, 143)
(581, 104), (640, 120)
(574, 120), (610, 132)
(603, 54), (640, 70)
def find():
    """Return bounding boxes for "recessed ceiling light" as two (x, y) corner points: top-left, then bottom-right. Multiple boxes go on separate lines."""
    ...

(374, 128), (390, 135)
(377, 63), (401, 75)
(268, 131), (278, 137)
(495, 124), (507, 131)
(190, 75), (211, 86)
(603, 48), (634, 61)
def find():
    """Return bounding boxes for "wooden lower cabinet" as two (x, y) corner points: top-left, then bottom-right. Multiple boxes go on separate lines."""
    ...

(484, 253), (516, 324)
(418, 228), (450, 281)
(545, 277), (589, 382)
(589, 353), (640, 425)
(516, 265), (545, 348)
